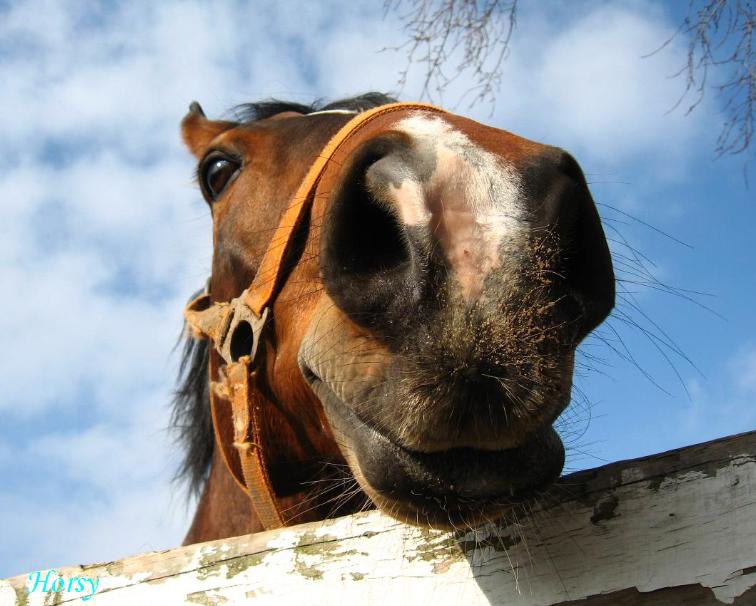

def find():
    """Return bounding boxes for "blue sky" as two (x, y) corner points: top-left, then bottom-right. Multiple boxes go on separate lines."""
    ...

(1, 1), (753, 578)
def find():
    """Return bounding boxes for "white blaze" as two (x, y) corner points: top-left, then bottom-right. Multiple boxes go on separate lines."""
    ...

(393, 114), (527, 301)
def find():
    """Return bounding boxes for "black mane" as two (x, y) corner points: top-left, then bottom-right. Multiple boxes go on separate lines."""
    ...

(172, 92), (397, 495)
(233, 91), (397, 123)
(171, 292), (212, 496)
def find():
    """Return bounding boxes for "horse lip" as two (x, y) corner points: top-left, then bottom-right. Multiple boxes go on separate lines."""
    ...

(300, 357), (547, 454)
(299, 359), (565, 506)
(299, 361), (395, 446)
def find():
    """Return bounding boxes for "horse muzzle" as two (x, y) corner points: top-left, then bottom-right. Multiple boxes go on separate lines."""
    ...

(300, 358), (565, 527)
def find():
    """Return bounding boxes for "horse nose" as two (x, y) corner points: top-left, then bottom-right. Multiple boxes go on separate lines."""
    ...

(320, 133), (614, 344)
(321, 134), (424, 332)
(525, 148), (615, 342)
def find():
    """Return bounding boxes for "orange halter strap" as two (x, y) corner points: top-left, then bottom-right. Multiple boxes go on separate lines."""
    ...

(183, 102), (446, 529)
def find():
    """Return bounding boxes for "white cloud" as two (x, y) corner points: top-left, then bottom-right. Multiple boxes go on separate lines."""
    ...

(491, 4), (713, 176)
(675, 345), (756, 444)
(1, 483), (192, 576)
(1, 381), (195, 576)
(531, 7), (692, 155)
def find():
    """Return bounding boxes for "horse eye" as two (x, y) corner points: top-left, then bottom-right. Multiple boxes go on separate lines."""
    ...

(201, 154), (240, 200)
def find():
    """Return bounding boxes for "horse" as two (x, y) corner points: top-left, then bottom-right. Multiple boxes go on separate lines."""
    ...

(172, 93), (615, 544)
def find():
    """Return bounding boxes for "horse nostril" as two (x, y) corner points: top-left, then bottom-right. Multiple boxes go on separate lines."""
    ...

(328, 161), (409, 277)
(321, 134), (422, 333)
(323, 135), (416, 282)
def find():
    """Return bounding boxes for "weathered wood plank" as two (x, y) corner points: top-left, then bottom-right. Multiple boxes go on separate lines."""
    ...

(2, 431), (755, 605)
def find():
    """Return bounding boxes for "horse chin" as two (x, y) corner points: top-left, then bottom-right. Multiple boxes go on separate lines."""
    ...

(305, 369), (565, 529)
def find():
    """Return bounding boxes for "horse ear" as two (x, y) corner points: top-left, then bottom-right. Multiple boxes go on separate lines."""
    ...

(181, 102), (236, 158)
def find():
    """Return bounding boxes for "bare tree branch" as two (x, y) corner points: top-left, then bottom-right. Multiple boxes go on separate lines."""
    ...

(385, 0), (518, 108)
(657, 0), (755, 157)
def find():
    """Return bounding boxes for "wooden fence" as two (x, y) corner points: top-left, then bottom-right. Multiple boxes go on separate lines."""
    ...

(2, 431), (755, 605)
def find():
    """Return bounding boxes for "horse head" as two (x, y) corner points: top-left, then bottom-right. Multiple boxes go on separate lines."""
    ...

(178, 94), (614, 538)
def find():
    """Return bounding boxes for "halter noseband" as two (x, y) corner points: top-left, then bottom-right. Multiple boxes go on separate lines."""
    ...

(184, 102), (446, 529)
